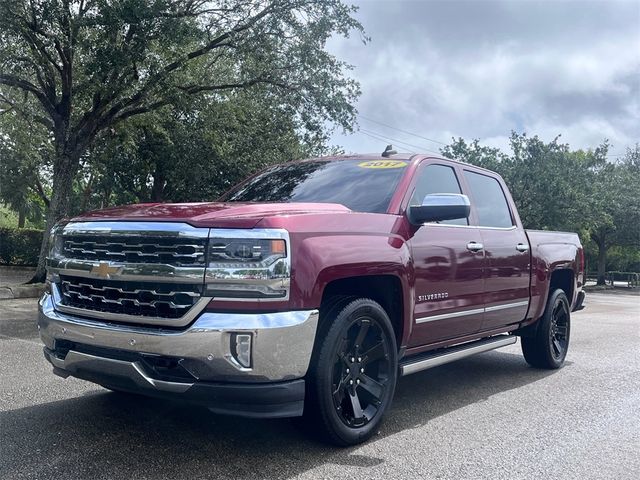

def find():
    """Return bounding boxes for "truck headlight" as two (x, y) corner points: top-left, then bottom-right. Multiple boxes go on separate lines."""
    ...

(48, 222), (67, 259)
(204, 230), (290, 300)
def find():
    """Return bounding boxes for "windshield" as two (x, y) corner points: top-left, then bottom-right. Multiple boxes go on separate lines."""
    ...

(222, 159), (409, 213)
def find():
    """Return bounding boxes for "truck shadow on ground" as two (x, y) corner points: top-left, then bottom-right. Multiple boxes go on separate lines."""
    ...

(1, 350), (560, 479)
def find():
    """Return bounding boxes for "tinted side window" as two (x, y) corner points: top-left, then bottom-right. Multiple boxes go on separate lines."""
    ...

(410, 164), (467, 225)
(463, 171), (514, 228)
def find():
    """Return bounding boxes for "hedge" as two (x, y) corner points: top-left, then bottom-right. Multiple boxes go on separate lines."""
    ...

(0, 228), (44, 266)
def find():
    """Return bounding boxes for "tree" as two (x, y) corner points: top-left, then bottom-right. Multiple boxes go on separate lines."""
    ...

(0, 0), (365, 281)
(442, 133), (640, 285)
(0, 101), (51, 227)
(440, 137), (506, 173)
(77, 90), (309, 210)
(442, 133), (606, 232)
(588, 145), (640, 284)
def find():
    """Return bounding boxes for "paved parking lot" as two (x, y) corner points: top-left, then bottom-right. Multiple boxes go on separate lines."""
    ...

(1, 293), (638, 480)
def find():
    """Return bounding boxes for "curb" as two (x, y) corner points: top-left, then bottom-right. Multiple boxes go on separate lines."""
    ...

(0, 283), (46, 300)
(0, 265), (37, 271)
(583, 285), (640, 296)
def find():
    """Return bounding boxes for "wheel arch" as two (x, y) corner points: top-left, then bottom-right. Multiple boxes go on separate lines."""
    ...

(320, 274), (407, 349)
(516, 268), (574, 338)
(549, 268), (575, 303)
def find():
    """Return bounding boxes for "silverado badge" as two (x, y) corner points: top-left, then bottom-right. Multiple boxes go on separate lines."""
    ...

(418, 292), (449, 302)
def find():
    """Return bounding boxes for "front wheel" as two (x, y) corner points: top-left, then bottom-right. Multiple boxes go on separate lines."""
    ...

(305, 298), (398, 446)
(521, 288), (571, 369)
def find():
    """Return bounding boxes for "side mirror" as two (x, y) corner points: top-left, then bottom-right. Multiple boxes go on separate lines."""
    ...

(408, 194), (471, 225)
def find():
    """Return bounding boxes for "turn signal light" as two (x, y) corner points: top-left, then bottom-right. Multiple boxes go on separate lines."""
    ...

(271, 239), (286, 255)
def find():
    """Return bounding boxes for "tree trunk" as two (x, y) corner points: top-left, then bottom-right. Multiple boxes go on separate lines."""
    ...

(29, 151), (80, 283)
(596, 237), (607, 286)
(80, 174), (93, 212)
(151, 168), (166, 202)
(17, 208), (25, 228)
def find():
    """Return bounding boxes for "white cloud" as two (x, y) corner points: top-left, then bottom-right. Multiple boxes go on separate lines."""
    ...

(328, 0), (640, 157)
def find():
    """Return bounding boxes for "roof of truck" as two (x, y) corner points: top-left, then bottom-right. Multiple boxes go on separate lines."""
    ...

(307, 153), (500, 176)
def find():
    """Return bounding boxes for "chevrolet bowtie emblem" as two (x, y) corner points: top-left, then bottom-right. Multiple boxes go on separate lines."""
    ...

(91, 262), (120, 278)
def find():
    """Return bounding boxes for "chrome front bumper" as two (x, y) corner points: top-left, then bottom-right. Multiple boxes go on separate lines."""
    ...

(39, 292), (319, 385)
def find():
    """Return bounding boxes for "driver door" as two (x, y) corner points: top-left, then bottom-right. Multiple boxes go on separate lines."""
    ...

(406, 163), (485, 347)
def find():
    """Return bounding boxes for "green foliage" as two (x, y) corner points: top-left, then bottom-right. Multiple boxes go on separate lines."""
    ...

(0, 0), (364, 147)
(442, 132), (607, 231)
(586, 245), (640, 274)
(0, 0), (366, 279)
(589, 146), (640, 243)
(0, 204), (42, 228)
(71, 90), (310, 213)
(0, 205), (21, 228)
(0, 108), (50, 226)
(0, 227), (43, 265)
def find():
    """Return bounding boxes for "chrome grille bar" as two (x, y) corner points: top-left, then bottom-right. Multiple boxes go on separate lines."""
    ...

(62, 236), (207, 267)
(52, 283), (211, 327)
(59, 275), (202, 319)
(59, 280), (201, 298)
(48, 222), (212, 327)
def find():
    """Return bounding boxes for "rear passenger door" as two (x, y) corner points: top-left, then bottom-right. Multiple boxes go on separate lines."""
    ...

(407, 163), (485, 347)
(463, 170), (531, 330)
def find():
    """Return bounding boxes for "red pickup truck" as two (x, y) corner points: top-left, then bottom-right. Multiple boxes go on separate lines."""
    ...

(39, 153), (585, 446)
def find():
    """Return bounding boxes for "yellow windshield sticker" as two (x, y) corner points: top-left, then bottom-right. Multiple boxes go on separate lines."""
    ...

(358, 160), (408, 169)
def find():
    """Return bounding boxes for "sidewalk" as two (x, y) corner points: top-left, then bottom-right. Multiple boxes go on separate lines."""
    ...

(0, 266), (45, 300)
(584, 280), (640, 296)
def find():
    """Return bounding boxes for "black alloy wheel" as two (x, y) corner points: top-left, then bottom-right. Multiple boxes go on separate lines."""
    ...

(304, 297), (398, 446)
(521, 288), (571, 369)
(549, 298), (569, 361)
(331, 315), (392, 428)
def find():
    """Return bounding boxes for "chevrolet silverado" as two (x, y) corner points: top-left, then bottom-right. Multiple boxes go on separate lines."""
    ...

(39, 153), (585, 446)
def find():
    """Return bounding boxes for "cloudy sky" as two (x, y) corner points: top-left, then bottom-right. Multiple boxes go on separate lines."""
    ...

(328, 0), (640, 158)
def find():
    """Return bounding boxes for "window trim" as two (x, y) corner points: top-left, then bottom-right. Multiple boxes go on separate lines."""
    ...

(462, 169), (516, 229)
(408, 163), (463, 206)
(400, 159), (477, 226)
(403, 162), (474, 228)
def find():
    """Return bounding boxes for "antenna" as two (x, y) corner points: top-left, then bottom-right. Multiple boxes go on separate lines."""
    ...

(381, 145), (397, 158)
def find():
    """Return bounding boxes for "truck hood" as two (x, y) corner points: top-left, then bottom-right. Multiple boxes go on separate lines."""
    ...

(70, 202), (352, 228)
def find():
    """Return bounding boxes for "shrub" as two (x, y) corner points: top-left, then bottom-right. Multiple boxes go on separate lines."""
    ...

(0, 228), (43, 266)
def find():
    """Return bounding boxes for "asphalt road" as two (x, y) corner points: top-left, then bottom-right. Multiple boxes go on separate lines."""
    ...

(1, 293), (638, 480)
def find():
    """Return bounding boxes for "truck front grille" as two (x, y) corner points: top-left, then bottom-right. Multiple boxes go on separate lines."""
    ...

(58, 275), (203, 319)
(62, 235), (207, 267)
(48, 222), (212, 326)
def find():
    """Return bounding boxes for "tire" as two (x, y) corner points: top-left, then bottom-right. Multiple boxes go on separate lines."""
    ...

(304, 297), (398, 446)
(521, 289), (571, 369)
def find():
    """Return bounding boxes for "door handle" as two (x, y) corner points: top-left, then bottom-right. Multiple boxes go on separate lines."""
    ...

(516, 243), (530, 253)
(467, 242), (484, 252)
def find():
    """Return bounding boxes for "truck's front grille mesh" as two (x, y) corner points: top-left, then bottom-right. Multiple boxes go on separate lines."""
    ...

(58, 275), (203, 319)
(62, 235), (207, 267)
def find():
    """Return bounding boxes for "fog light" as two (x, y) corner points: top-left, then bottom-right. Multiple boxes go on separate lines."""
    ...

(231, 333), (252, 368)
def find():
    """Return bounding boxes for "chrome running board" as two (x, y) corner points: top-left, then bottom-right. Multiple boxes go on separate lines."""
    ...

(400, 335), (517, 376)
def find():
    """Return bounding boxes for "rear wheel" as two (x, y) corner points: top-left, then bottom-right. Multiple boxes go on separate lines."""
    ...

(304, 298), (398, 446)
(521, 289), (571, 369)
